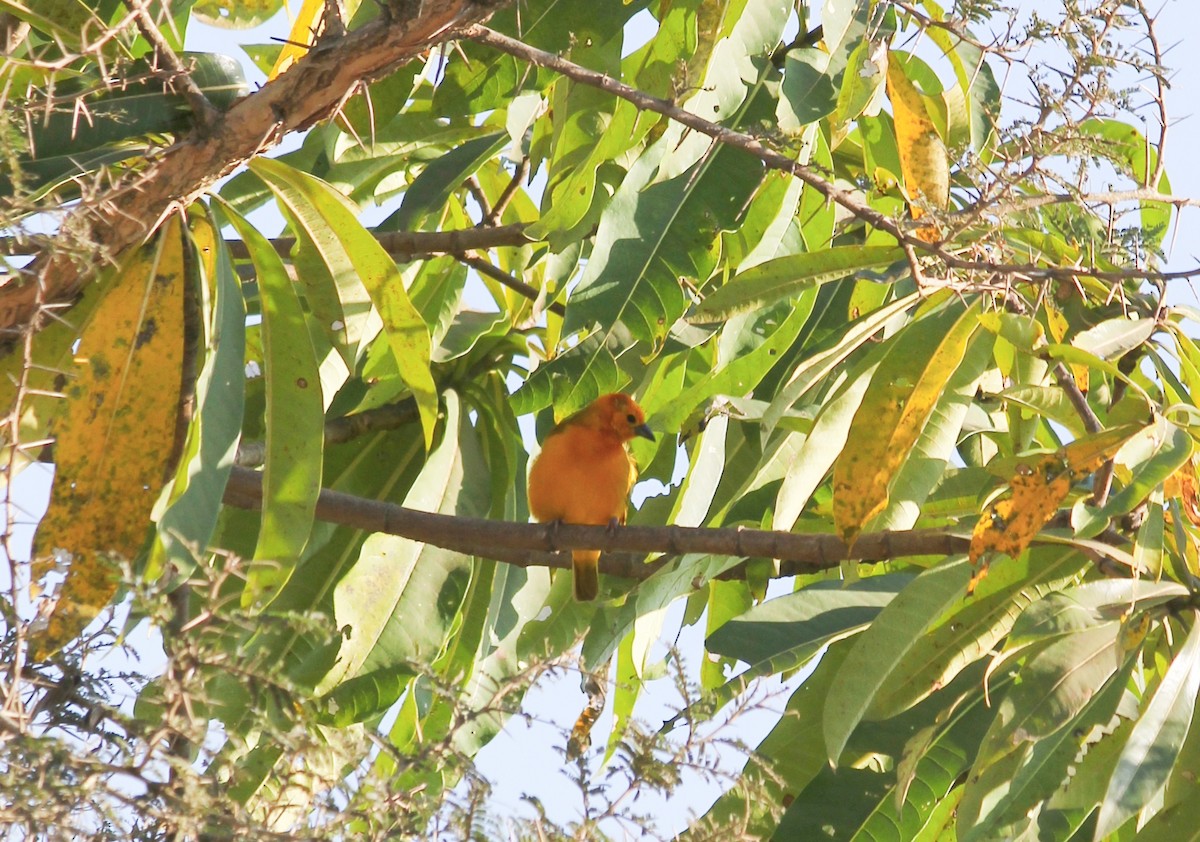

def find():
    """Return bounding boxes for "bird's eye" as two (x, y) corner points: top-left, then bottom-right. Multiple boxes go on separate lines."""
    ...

(626, 413), (638, 424)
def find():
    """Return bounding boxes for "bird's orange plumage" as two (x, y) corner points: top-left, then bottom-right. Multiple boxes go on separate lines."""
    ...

(527, 393), (654, 601)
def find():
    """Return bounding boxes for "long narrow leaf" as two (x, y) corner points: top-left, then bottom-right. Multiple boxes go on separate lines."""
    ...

(217, 199), (324, 606)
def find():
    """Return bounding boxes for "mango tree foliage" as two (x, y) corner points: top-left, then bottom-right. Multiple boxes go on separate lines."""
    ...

(1, 0), (1198, 838)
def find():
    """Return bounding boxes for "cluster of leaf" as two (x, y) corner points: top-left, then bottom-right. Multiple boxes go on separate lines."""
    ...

(2, 0), (1199, 837)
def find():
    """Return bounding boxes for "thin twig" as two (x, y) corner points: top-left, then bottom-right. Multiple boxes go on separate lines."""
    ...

(235, 399), (420, 467)
(463, 24), (1200, 288)
(458, 253), (565, 317)
(463, 175), (492, 219)
(1051, 362), (1103, 436)
(484, 156), (530, 225)
(124, 0), (219, 130)
(214, 223), (533, 262)
(463, 25), (914, 249)
(1051, 360), (1117, 506)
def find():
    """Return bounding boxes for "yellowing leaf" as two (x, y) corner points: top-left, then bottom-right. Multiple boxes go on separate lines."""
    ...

(1166, 459), (1200, 527)
(1045, 301), (1089, 393)
(834, 301), (979, 546)
(970, 454), (1073, 566)
(268, 0), (324, 79)
(969, 426), (1143, 590)
(33, 217), (187, 655)
(886, 52), (949, 229)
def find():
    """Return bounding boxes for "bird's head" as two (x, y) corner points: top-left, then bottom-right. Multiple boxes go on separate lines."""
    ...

(596, 393), (655, 442)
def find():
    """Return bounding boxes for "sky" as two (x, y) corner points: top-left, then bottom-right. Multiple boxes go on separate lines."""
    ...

(8, 0), (1200, 837)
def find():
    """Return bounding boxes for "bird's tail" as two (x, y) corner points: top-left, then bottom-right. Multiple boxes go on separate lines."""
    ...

(572, 549), (600, 601)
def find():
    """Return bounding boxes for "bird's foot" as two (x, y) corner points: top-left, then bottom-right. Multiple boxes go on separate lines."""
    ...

(546, 518), (563, 551)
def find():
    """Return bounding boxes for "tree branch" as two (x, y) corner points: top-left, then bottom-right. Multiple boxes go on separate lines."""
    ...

(465, 25), (1200, 287)
(457, 253), (565, 317)
(216, 223), (533, 262)
(222, 466), (971, 581)
(463, 25), (914, 250)
(234, 399), (420, 468)
(1, 0), (503, 335)
(125, 0), (219, 130)
(484, 156), (530, 225)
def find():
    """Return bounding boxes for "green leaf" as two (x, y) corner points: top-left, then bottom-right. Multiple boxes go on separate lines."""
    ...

(707, 571), (911, 667)
(824, 556), (973, 765)
(1075, 420), (1193, 535)
(560, 138), (764, 398)
(670, 413), (729, 529)
(387, 131), (507, 231)
(868, 547), (1088, 720)
(777, 47), (838, 133)
(1071, 317), (1157, 361)
(216, 200), (324, 607)
(1139, 800), (1200, 842)
(1044, 343), (1154, 404)
(764, 291), (923, 435)
(700, 577), (753, 691)
(998, 385), (1089, 438)
(690, 246), (905, 323)
(317, 664), (418, 727)
(0, 0), (118, 46)
(831, 38), (888, 141)
(976, 619), (1125, 769)
(529, 18), (632, 242)
(1134, 490), (1166, 580)
(250, 157), (439, 448)
(959, 654), (1135, 841)
(149, 211), (246, 579)
(773, 356), (876, 532)
(842, 686), (996, 841)
(658, 295), (815, 435)
(918, 1), (1000, 151)
(606, 628), (641, 761)
(1096, 612), (1200, 838)
(317, 392), (487, 695)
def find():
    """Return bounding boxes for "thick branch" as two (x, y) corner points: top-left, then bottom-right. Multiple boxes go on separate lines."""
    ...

(1, 0), (500, 334)
(222, 466), (970, 581)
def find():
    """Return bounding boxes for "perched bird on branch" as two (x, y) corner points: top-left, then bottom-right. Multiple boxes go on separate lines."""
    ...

(527, 393), (654, 601)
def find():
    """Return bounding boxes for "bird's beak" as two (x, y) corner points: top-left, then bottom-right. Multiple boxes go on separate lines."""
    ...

(634, 423), (655, 441)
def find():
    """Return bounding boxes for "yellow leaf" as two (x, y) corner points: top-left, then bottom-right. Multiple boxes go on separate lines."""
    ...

(970, 454), (1073, 567)
(886, 52), (949, 228)
(33, 217), (187, 656)
(269, 0), (325, 80)
(968, 426), (1142, 590)
(1045, 302), (1089, 393)
(1168, 459), (1200, 527)
(833, 303), (979, 546)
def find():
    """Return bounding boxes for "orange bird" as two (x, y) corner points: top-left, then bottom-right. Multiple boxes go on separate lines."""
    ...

(527, 393), (654, 601)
